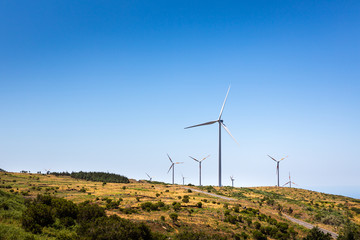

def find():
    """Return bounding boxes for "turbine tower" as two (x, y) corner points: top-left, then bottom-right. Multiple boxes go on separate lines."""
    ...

(230, 176), (235, 187)
(185, 86), (239, 187)
(268, 155), (288, 187)
(145, 173), (152, 181)
(189, 155), (210, 186)
(167, 154), (183, 185)
(283, 172), (297, 188)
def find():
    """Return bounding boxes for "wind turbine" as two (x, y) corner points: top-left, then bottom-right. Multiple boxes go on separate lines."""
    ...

(181, 174), (186, 185)
(145, 173), (152, 182)
(167, 154), (183, 185)
(185, 86), (239, 187)
(268, 155), (288, 187)
(189, 155), (210, 186)
(283, 172), (297, 188)
(230, 176), (235, 187)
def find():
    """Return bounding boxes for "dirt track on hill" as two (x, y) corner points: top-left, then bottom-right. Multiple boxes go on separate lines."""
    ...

(183, 187), (339, 239)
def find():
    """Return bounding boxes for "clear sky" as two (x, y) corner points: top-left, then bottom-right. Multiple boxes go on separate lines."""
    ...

(1, 1), (359, 198)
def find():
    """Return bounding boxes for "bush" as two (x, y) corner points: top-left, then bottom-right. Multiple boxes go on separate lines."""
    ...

(196, 202), (202, 208)
(22, 202), (55, 233)
(169, 212), (178, 222)
(276, 222), (289, 233)
(182, 195), (190, 203)
(338, 222), (360, 240)
(77, 201), (106, 224)
(254, 221), (261, 230)
(77, 215), (153, 239)
(172, 202), (181, 211)
(175, 230), (226, 240)
(253, 230), (267, 240)
(224, 214), (237, 224)
(303, 227), (332, 240)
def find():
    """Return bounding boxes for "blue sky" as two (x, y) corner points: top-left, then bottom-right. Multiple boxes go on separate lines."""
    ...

(1, 1), (359, 198)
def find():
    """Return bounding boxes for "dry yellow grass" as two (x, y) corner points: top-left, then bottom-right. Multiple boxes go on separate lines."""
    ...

(1, 172), (359, 238)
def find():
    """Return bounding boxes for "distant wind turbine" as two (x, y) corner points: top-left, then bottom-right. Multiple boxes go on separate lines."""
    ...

(268, 155), (288, 187)
(167, 154), (183, 185)
(185, 86), (239, 187)
(230, 176), (235, 187)
(181, 174), (186, 185)
(283, 172), (297, 188)
(189, 155), (210, 186)
(145, 173), (152, 181)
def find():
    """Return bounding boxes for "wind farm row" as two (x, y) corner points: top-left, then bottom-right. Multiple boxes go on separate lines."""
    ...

(146, 86), (298, 188)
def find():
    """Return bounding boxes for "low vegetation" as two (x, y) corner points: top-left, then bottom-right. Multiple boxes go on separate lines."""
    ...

(51, 171), (130, 183)
(0, 172), (359, 239)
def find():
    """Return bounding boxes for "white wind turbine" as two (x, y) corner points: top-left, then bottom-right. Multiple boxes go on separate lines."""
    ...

(181, 174), (186, 185)
(189, 155), (210, 186)
(167, 154), (183, 185)
(145, 173), (152, 182)
(268, 155), (288, 187)
(283, 172), (297, 188)
(185, 86), (239, 187)
(230, 176), (235, 187)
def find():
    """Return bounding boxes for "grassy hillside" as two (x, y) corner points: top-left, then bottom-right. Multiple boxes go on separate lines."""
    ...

(0, 172), (359, 239)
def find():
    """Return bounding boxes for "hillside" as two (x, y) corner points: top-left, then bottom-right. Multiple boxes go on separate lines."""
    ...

(0, 172), (359, 239)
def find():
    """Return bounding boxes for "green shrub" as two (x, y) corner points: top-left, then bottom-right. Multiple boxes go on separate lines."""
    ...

(224, 214), (237, 224)
(169, 212), (178, 222)
(303, 227), (332, 240)
(22, 202), (55, 233)
(196, 202), (202, 208)
(276, 222), (289, 233)
(182, 195), (190, 203)
(253, 230), (267, 240)
(172, 202), (181, 211)
(254, 221), (261, 230)
(175, 230), (225, 240)
(77, 201), (106, 224)
(77, 215), (153, 239)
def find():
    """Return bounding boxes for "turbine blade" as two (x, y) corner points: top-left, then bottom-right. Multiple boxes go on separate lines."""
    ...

(279, 156), (288, 162)
(189, 156), (199, 162)
(167, 164), (174, 173)
(267, 155), (277, 162)
(221, 122), (239, 145)
(200, 155), (210, 162)
(282, 182), (290, 187)
(146, 173), (151, 178)
(218, 85), (231, 120)
(175, 162), (184, 164)
(167, 154), (173, 163)
(184, 120), (218, 129)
